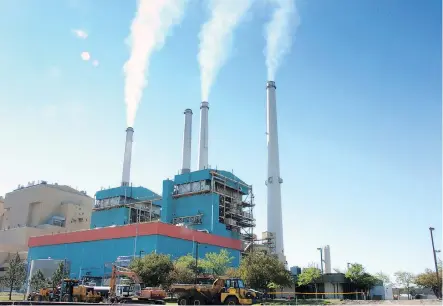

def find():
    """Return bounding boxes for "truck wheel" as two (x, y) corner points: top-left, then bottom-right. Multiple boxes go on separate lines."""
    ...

(178, 297), (189, 305)
(223, 297), (239, 305)
(33, 295), (42, 301)
(191, 297), (205, 305)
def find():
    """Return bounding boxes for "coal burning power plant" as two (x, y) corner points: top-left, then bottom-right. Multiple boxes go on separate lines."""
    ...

(26, 79), (289, 286)
(27, 93), (259, 283)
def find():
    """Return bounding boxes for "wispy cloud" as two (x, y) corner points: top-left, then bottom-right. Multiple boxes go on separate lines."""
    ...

(80, 52), (90, 61)
(92, 60), (99, 67)
(72, 29), (88, 39)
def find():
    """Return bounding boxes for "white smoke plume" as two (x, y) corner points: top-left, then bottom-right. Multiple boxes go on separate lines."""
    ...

(198, 0), (252, 101)
(124, 0), (188, 127)
(265, 0), (300, 81)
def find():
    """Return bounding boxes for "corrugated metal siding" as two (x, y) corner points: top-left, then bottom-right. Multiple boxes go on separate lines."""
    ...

(95, 186), (160, 201)
(157, 236), (241, 266)
(28, 235), (241, 279)
(166, 193), (238, 239)
(90, 207), (130, 228)
(173, 169), (248, 194)
(29, 235), (158, 278)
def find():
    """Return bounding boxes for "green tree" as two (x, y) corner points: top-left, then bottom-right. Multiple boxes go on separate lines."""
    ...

(414, 268), (442, 298)
(360, 274), (378, 291)
(239, 252), (292, 290)
(30, 270), (47, 292)
(129, 252), (174, 287)
(345, 263), (365, 284)
(200, 249), (234, 276)
(225, 268), (240, 278)
(394, 271), (415, 300)
(167, 254), (199, 285)
(345, 263), (378, 297)
(50, 262), (67, 290)
(174, 254), (204, 274)
(297, 267), (321, 298)
(168, 266), (195, 285)
(374, 272), (391, 286)
(0, 253), (26, 300)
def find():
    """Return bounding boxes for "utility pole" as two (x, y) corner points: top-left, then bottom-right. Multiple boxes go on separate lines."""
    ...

(429, 227), (441, 298)
(195, 241), (199, 284)
(317, 248), (324, 274)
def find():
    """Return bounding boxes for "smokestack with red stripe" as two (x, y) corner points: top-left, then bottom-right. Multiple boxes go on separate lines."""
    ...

(181, 109), (193, 174)
(121, 127), (134, 186)
(198, 101), (209, 170)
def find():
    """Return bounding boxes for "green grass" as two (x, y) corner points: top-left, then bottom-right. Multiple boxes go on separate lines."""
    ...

(0, 292), (24, 301)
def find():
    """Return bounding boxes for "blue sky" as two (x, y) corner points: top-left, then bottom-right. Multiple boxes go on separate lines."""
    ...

(0, 0), (441, 279)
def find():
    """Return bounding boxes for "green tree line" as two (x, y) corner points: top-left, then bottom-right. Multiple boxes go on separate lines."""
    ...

(0, 254), (68, 301)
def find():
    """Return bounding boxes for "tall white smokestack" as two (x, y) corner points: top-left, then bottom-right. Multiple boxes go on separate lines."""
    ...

(181, 109), (193, 174)
(121, 127), (134, 186)
(198, 101), (209, 170)
(324, 245), (331, 273)
(266, 81), (285, 263)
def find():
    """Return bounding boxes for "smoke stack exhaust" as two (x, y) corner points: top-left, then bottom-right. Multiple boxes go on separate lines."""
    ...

(265, 81), (285, 263)
(121, 127), (134, 186)
(181, 109), (193, 174)
(198, 101), (209, 170)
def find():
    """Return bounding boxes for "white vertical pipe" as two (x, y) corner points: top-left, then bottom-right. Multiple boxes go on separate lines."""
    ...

(324, 245), (332, 273)
(26, 260), (35, 296)
(121, 127), (134, 186)
(266, 81), (285, 263)
(198, 101), (209, 170)
(181, 109), (193, 174)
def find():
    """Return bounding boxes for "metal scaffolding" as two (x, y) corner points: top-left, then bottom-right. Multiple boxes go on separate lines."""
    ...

(209, 171), (255, 249)
(170, 170), (256, 250)
(128, 199), (161, 224)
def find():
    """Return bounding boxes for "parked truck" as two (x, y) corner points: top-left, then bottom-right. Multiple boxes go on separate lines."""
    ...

(108, 264), (166, 304)
(170, 277), (256, 305)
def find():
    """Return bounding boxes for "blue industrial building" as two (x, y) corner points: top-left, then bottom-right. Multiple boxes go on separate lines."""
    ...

(28, 169), (255, 283)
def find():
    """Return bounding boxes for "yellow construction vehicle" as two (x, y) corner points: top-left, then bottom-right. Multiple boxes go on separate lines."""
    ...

(27, 287), (57, 301)
(59, 279), (103, 303)
(170, 276), (256, 305)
